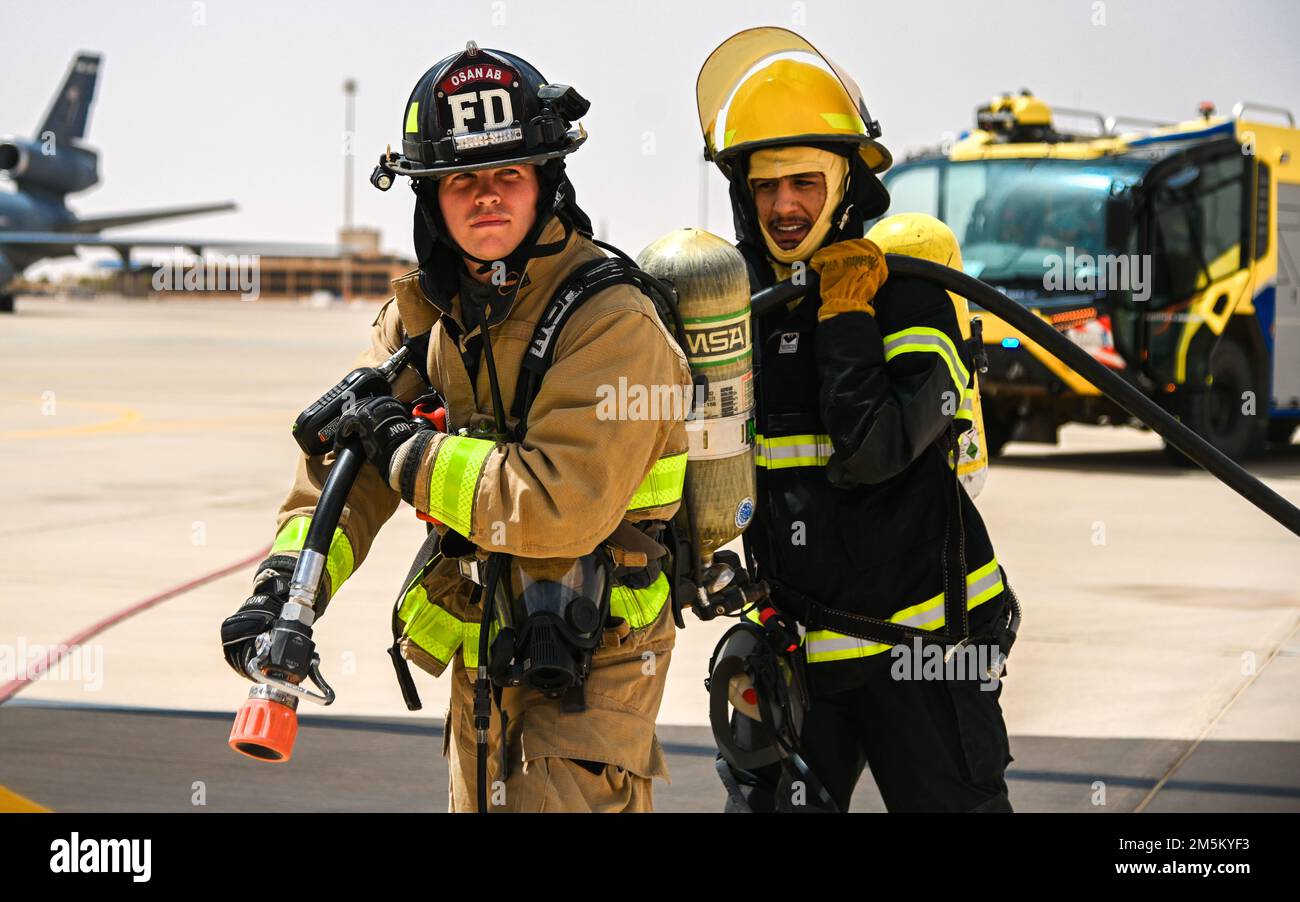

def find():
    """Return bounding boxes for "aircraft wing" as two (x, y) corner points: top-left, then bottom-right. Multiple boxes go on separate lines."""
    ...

(67, 202), (238, 233)
(0, 232), (338, 256)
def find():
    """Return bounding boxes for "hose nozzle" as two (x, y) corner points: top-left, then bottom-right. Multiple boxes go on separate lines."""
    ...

(228, 684), (299, 763)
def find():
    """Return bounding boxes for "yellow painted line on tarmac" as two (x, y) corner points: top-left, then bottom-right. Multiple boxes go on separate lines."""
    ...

(1, 398), (142, 439)
(0, 785), (51, 813)
(123, 413), (291, 435)
(2, 397), (291, 439)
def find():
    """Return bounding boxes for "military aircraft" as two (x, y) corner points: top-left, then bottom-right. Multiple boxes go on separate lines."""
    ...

(0, 53), (326, 312)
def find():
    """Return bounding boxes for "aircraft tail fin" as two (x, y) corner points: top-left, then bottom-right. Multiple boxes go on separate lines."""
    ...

(37, 53), (101, 143)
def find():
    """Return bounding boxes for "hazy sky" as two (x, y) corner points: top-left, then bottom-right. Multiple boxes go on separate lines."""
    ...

(3, 0), (1299, 274)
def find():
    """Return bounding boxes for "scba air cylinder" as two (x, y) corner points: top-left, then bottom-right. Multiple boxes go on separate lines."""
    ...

(638, 228), (755, 557)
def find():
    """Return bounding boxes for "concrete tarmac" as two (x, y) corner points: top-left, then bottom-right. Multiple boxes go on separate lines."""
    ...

(2, 296), (1298, 812)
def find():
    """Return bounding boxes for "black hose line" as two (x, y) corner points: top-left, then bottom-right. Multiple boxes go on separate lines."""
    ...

(302, 443), (366, 556)
(751, 255), (1300, 540)
(475, 553), (503, 814)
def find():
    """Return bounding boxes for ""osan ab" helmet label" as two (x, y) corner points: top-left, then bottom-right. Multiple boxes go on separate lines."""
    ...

(439, 64), (519, 136)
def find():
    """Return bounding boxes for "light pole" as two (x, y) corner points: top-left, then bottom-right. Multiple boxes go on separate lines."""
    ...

(342, 78), (357, 302)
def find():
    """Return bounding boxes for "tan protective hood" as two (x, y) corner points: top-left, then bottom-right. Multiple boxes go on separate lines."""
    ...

(748, 145), (847, 266)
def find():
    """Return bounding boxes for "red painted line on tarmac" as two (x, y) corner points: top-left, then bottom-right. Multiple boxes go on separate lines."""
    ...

(0, 545), (271, 705)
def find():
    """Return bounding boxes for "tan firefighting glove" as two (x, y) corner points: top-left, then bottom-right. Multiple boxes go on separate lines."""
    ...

(809, 238), (889, 321)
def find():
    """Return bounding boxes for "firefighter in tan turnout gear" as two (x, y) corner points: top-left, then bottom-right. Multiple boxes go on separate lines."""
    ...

(221, 42), (692, 812)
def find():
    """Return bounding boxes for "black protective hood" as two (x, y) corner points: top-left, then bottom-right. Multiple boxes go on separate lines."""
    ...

(411, 157), (593, 327)
(727, 142), (890, 282)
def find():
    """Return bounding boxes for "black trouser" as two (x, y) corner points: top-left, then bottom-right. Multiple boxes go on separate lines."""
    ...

(795, 652), (1015, 812)
(724, 601), (1016, 813)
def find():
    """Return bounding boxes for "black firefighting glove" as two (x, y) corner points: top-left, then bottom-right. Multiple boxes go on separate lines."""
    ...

(220, 555), (295, 681)
(336, 395), (430, 482)
(698, 550), (768, 618)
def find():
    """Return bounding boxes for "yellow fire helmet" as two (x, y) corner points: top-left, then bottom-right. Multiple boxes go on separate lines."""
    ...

(697, 26), (892, 179)
(865, 213), (990, 498)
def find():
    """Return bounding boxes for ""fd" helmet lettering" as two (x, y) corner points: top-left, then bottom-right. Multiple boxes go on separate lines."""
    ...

(448, 89), (515, 134)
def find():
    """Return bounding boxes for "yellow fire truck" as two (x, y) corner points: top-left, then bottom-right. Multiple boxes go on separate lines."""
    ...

(878, 92), (1300, 461)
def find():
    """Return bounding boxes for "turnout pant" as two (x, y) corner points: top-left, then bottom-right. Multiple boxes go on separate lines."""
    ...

(726, 600), (1015, 813)
(795, 654), (1015, 812)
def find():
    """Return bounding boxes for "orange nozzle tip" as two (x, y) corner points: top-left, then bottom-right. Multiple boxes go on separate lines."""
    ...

(228, 696), (298, 763)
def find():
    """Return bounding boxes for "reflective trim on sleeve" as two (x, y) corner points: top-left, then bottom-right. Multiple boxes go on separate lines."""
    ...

(610, 571), (671, 630)
(627, 452), (687, 511)
(754, 433), (834, 469)
(804, 557), (1004, 663)
(882, 326), (971, 394)
(270, 515), (356, 597)
(426, 434), (496, 538)
(955, 387), (975, 422)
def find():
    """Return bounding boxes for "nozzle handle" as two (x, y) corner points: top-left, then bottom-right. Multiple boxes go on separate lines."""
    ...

(245, 649), (337, 705)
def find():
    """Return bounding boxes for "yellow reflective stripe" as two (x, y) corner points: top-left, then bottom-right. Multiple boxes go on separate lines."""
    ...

(405, 101), (420, 133)
(954, 387), (975, 422)
(460, 618), (497, 668)
(398, 583), (463, 667)
(426, 435), (495, 538)
(882, 326), (970, 393)
(400, 571), (669, 668)
(610, 571), (670, 629)
(820, 112), (866, 133)
(270, 515), (355, 596)
(396, 582), (501, 669)
(754, 433), (834, 469)
(627, 452), (687, 510)
(804, 558), (1004, 663)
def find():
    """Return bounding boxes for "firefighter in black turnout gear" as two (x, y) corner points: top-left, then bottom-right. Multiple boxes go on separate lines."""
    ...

(698, 27), (1020, 812)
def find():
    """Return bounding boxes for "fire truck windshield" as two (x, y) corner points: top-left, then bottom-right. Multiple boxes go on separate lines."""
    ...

(881, 157), (1149, 283)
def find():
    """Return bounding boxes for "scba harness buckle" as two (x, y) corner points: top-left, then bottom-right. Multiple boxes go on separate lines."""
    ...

(458, 557), (485, 586)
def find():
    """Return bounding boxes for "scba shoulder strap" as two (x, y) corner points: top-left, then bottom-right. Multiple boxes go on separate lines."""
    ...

(510, 256), (638, 431)
(510, 250), (685, 436)
(400, 329), (435, 391)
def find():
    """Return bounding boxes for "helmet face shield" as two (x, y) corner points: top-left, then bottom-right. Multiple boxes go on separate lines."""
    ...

(707, 621), (808, 771)
(696, 26), (892, 177)
(707, 620), (839, 811)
